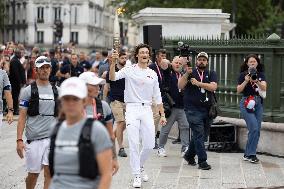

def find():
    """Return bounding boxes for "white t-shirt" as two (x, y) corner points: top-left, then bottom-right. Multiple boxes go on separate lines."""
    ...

(114, 64), (162, 104)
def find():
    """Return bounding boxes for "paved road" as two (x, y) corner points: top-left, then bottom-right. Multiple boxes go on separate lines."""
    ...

(1, 121), (284, 189)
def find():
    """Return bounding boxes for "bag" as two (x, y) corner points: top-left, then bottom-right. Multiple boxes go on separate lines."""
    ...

(162, 92), (175, 118)
(258, 89), (266, 99)
(208, 92), (221, 119)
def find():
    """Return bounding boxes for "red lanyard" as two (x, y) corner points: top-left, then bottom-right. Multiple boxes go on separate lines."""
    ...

(196, 69), (204, 83)
(155, 63), (163, 81)
(175, 72), (181, 80)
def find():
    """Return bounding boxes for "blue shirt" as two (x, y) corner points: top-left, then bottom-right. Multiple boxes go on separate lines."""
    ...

(163, 68), (184, 109)
(238, 71), (266, 97)
(106, 66), (125, 102)
(80, 60), (92, 70)
(183, 68), (218, 110)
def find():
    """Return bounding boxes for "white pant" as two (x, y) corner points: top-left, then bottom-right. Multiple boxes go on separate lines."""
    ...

(125, 103), (155, 175)
(25, 138), (50, 173)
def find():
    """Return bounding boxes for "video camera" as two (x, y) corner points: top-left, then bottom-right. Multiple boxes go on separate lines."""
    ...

(177, 41), (196, 67)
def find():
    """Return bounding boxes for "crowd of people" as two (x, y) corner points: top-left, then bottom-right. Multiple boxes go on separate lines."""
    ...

(0, 40), (267, 189)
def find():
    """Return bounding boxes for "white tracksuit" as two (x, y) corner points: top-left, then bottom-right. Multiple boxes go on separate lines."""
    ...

(114, 64), (162, 175)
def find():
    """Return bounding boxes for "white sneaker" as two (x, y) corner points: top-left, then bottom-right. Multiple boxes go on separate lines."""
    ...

(181, 146), (188, 157)
(140, 167), (149, 182)
(157, 148), (167, 157)
(133, 175), (141, 188)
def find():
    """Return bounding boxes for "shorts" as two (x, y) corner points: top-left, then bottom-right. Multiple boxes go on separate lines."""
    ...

(110, 100), (126, 122)
(25, 138), (50, 173)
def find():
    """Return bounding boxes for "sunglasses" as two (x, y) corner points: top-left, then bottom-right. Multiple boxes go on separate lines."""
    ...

(36, 58), (51, 64)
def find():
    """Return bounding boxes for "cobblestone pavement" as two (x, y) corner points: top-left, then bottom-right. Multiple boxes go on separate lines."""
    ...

(1, 121), (284, 189)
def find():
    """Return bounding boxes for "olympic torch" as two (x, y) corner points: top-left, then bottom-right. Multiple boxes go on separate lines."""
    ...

(113, 8), (121, 52)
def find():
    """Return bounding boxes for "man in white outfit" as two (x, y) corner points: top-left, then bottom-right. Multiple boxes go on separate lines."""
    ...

(110, 44), (167, 188)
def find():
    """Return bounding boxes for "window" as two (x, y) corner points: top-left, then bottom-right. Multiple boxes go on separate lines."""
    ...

(37, 7), (44, 23)
(37, 31), (44, 43)
(71, 6), (78, 25)
(53, 7), (61, 21)
(70, 32), (78, 44)
(23, 3), (26, 24)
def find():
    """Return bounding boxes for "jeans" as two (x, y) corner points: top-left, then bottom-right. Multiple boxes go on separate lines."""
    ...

(184, 106), (210, 164)
(159, 108), (189, 151)
(240, 96), (263, 156)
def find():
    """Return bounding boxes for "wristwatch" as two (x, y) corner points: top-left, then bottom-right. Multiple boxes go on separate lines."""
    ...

(8, 107), (14, 112)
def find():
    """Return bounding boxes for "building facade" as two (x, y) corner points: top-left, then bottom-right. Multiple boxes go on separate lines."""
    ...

(132, 8), (236, 43)
(1, 0), (137, 50)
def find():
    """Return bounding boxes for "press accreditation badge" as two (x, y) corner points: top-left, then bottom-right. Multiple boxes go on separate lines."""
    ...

(200, 88), (205, 93)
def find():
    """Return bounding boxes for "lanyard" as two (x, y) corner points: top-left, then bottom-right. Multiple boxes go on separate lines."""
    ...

(196, 69), (204, 83)
(155, 63), (163, 81)
(175, 72), (181, 80)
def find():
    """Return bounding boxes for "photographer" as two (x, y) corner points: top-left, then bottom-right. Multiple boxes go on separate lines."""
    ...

(237, 54), (266, 163)
(157, 56), (189, 157)
(149, 49), (168, 149)
(178, 52), (217, 170)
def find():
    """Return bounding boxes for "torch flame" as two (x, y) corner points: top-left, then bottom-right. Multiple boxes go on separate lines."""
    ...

(116, 7), (125, 15)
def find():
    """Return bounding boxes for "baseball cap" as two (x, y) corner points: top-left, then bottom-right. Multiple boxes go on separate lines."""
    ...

(79, 71), (106, 85)
(197, 52), (209, 60)
(59, 77), (87, 99)
(35, 56), (51, 68)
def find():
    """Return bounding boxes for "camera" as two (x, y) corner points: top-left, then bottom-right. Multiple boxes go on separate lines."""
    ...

(177, 42), (197, 67)
(248, 67), (257, 80)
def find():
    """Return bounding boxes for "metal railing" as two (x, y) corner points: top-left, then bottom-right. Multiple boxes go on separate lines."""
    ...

(163, 33), (284, 122)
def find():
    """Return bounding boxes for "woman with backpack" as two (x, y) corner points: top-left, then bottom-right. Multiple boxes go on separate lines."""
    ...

(49, 77), (113, 189)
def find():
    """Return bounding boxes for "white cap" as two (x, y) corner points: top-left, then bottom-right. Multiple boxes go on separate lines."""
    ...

(79, 71), (105, 85)
(35, 56), (51, 68)
(197, 52), (209, 60)
(59, 77), (87, 99)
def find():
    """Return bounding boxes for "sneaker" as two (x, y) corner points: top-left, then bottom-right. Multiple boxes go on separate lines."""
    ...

(181, 146), (188, 157)
(157, 148), (167, 157)
(198, 161), (211, 170)
(140, 167), (149, 182)
(184, 155), (197, 166)
(172, 138), (181, 144)
(249, 155), (259, 163)
(153, 138), (159, 149)
(243, 155), (250, 161)
(133, 175), (142, 188)
(118, 148), (127, 157)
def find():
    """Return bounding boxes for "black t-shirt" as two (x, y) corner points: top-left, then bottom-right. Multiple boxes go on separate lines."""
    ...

(237, 71), (266, 97)
(183, 68), (218, 110)
(60, 63), (84, 77)
(106, 66), (125, 102)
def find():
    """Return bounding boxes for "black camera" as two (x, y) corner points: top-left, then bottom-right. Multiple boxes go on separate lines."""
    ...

(177, 42), (197, 67)
(248, 67), (257, 80)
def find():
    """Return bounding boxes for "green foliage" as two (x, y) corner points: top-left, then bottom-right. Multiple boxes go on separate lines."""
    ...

(110, 0), (284, 35)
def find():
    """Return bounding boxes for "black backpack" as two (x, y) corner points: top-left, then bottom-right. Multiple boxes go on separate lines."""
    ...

(27, 82), (58, 116)
(49, 118), (99, 179)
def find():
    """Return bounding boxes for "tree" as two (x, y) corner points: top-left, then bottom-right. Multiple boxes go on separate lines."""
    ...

(110, 0), (284, 36)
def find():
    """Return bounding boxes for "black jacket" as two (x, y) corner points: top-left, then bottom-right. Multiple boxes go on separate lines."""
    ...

(9, 56), (26, 89)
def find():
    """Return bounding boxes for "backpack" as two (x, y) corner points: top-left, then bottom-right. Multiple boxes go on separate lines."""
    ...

(49, 118), (99, 179)
(94, 97), (104, 123)
(27, 82), (58, 116)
